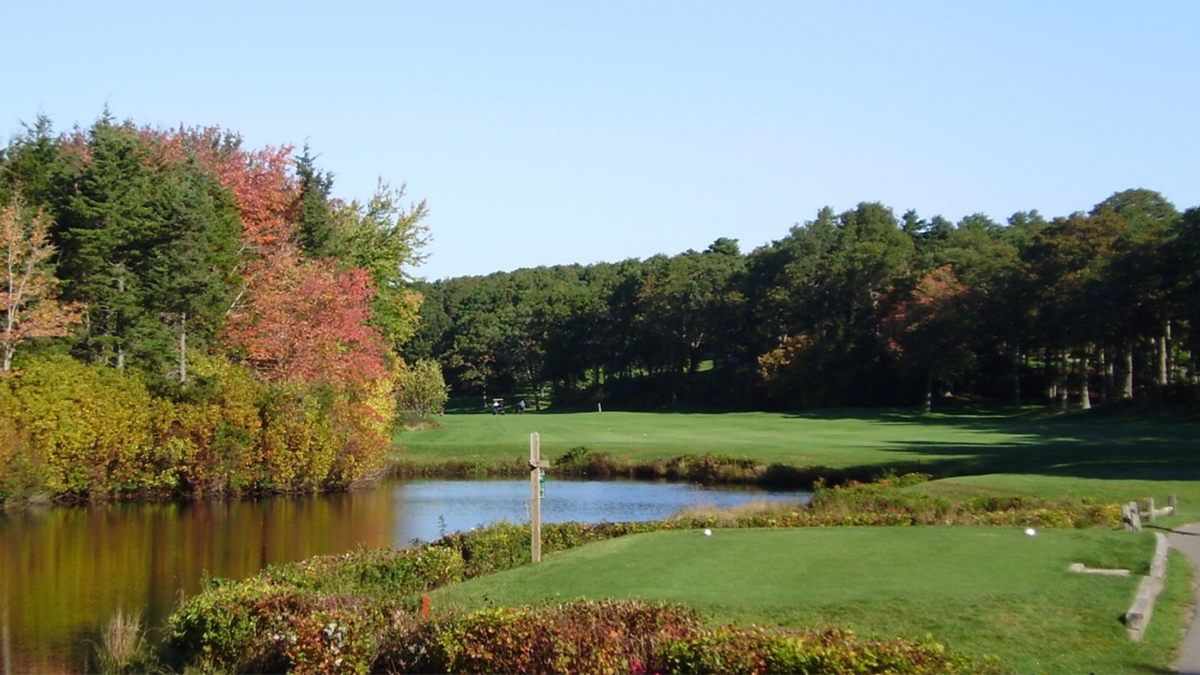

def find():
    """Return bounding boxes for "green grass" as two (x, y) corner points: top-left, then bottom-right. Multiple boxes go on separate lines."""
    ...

(430, 526), (1182, 674)
(398, 409), (1026, 468)
(397, 408), (1197, 474)
(396, 407), (1199, 508)
(399, 406), (1200, 671)
(910, 474), (1200, 524)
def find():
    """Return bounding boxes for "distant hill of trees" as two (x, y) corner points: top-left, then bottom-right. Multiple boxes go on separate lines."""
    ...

(405, 193), (1200, 412)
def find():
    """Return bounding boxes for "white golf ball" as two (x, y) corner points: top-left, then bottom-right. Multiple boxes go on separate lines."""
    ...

(1024, 528), (1037, 536)
(704, 528), (712, 536)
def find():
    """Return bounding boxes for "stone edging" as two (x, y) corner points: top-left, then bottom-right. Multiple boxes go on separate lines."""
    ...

(1067, 563), (1130, 576)
(1125, 532), (1169, 642)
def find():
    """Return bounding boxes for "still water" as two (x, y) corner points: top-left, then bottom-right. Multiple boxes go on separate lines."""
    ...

(0, 479), (804, 673)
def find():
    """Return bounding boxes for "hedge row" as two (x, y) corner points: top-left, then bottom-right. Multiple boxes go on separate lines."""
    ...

(0, 355), (396, 505)
(170, 595), (996, 675)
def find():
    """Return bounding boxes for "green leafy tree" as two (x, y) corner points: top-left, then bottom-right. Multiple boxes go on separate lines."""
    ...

(1169, 208), (1200, 381)
(1021, 210), (1129, 407)
(1092, 189), (1180, 389)
(396, 358), (449, 418)
(335, 179), (430, 351)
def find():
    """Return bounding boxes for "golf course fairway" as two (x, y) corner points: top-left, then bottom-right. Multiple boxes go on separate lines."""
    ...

(430, 526), (1191, 674)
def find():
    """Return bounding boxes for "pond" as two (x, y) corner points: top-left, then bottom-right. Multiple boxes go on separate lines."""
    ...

(0, 478), (806, 673)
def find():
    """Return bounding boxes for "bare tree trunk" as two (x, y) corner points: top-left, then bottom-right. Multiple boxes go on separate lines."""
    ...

(1123, 346), (1134, 399)
(1165, 321), (1174, 385)
(1158, 327), (1169, 386)
(1044, 348), (1056, 403)
(1079, 350), (1091, 410)
(1185, 341), (1195, 384)
(1100, 348), (1113, 404)
(923, 372), (933, 414)
(1058, 351), (1069, 411)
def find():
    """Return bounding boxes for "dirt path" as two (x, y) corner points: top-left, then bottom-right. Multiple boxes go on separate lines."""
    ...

(1169, 523), (1200, 674)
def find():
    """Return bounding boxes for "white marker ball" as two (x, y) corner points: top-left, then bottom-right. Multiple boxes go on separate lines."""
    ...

(1024, 528), (1037, 536)
(704, 528), (713, 536)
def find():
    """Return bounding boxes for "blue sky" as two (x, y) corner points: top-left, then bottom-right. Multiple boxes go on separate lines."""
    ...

(5, 1), (1199, 280)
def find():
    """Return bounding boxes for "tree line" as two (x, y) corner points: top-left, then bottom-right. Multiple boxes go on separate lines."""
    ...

(0, 114), (444, 504)
(404, 191), (1199, 412)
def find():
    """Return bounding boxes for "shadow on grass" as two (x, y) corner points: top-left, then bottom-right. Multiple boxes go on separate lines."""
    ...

(778, 404), (1200, 484)
(437, 399), (1198, 484)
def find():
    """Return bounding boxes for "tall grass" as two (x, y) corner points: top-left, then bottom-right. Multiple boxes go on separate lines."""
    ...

(94, 608), (155, 674)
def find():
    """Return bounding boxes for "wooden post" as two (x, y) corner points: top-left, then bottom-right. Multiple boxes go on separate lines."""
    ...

(1146, 497), (1156, 522)
(529, 433), (549, 562)
(1169, 494), (1178, 514)
(1127, 501), (1142, 532)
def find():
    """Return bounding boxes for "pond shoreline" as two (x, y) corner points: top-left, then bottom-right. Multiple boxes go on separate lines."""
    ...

(0, 449), (891, 514)
(388, 451), (914, 490)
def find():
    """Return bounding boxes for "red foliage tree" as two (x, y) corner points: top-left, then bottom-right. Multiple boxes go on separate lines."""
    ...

(224, 251), (388, 388)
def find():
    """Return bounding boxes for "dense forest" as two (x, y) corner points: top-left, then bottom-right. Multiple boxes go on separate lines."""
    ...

(404, 192), (1200, 413)
(0, 114), (439, 504)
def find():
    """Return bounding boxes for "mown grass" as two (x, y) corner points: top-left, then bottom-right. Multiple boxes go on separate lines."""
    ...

(395, 407), (1199, 512)
(397, 408), (1197, 476)
(430, 526), (1185, 674)
(396, 409), (1022, 468)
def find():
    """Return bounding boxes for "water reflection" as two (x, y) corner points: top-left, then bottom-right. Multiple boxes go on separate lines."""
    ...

(0, 479), (802, 673)
(391, 480), (803, 543)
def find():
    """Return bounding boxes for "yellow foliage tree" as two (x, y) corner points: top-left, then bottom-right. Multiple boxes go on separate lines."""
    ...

(1, 196), (84, 371)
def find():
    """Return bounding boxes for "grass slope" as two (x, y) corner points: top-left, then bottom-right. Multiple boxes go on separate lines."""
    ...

(431, 526), (1187, 674)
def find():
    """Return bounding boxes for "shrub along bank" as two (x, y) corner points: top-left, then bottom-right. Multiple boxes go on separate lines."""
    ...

(0, 355), (396, 506)
(394, 446), (936, 489)
(163, 475), (1116, 673)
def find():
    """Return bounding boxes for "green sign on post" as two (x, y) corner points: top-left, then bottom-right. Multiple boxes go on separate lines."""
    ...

(538, 469), (545, 499)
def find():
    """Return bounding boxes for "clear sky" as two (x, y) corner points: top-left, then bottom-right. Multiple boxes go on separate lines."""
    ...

(5, 1), (1199, 280)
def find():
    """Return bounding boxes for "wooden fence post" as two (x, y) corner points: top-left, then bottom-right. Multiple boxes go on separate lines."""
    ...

(1123, 501), (1142, 532)
(529, 433), (549, 562)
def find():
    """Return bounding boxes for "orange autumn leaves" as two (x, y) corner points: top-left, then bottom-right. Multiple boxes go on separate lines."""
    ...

(157, 128), (390, 390)
(227, 255), (388, 387)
